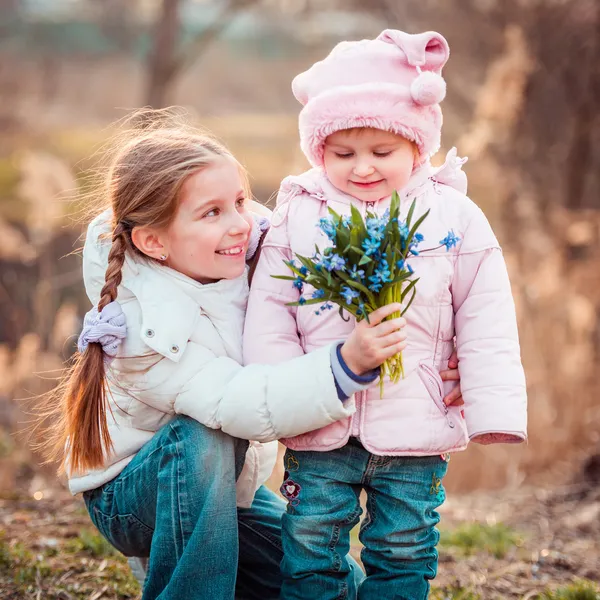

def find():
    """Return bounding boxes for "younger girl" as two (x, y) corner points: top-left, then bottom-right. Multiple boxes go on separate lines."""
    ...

(42, 113), (411, 600)
(244, 30), (527, 599)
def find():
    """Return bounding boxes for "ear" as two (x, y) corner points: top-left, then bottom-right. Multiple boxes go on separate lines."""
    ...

(131, 226), (167, 261)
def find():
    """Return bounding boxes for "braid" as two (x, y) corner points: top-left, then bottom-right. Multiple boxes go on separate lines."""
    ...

(35, 112), (240, 475)
(99, 223), (128, 310)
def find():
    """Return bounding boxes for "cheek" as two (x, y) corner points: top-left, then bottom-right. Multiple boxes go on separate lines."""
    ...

(172, 223), (216, 257)
(324, 158), (349, 186)
(387, 154), (415, 184)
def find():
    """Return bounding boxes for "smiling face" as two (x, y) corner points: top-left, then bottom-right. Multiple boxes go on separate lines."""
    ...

(159, 155), (253, 284)
(323, 128), (417, 202)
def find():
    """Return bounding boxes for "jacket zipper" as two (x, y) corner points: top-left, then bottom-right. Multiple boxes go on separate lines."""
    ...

(352, 390), (363, 437)
(352, 201), (375, 439)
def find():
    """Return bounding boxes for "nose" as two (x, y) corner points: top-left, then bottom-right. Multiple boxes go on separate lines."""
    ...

(353, 159), (375, 178)
(228, 210), (251, 237)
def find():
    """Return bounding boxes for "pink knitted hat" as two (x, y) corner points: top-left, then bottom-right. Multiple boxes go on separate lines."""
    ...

(292, 29), (450, 167)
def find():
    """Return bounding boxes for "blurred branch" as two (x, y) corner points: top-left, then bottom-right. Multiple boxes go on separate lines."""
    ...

(145, 0), (260, 108)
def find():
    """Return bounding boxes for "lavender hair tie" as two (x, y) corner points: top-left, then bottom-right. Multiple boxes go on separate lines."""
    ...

(77, 301), (127, 363)
(247, 215), (270, 260)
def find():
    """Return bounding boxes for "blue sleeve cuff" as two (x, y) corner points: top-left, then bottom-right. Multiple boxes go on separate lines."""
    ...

(330, 343), (379, 401)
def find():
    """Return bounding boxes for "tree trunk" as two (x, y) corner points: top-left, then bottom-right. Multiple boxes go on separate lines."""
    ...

(145, 0), (181, 108)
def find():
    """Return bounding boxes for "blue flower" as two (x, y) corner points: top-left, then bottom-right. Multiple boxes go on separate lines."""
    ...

(439, 230), (460, 251)
(327, 254), (346, 271)
(414, 233), (425, 244)
(362, 237), (381, 256)
(410, 248), (420, 256)
(313, 253), (329, 272)
(314, 303), (333, 315)
(398, 222), (409, 240)
(349, 265), (365, 280)
(318, 217), (336, 241)
(408, 264), (414, 275)
(298, 296), (306, 305)
(368, 274), (383, 293)
(340, 286), (360, 305)
(293, 276), (304, 290)
(312, 289), (325, 299)
(396, 259), (405, 270)
(299, 266), (309, 276)
(374, 264), (392, 284)
(366, 217), (386, 241)
(357, 302), (365, 317)
(341, 215), (352, 228)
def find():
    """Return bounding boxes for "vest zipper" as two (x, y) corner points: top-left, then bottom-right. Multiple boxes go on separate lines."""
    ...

(351, 390), (363, 437)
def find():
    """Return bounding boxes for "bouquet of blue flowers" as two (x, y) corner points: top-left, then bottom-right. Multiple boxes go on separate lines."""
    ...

(273, 191), (429, 396)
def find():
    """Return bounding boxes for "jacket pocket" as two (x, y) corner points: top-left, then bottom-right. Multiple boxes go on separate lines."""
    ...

(418, 362), (455, 430)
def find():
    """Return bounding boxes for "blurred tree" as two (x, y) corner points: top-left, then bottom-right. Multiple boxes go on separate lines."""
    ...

(145, 0), (260, 108)
(338, 0), (599, 211)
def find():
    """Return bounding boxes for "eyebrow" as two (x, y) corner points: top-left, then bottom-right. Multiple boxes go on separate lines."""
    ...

(190, 190), (245, 215)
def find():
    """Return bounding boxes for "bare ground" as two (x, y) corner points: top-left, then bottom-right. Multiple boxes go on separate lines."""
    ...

(0, 481), (598, 599)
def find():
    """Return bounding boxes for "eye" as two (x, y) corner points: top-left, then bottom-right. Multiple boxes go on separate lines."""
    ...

(374, 151), (392, 158)
(203, 208), (220, 218)
(334, 152), (354, 159)
(236, 197), (246, 209)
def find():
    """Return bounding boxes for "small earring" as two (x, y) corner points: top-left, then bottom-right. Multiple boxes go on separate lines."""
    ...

(159, 254), (167, 261)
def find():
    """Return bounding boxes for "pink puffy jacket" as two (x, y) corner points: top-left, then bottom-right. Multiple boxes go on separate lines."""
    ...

(243, 151), (527, 456)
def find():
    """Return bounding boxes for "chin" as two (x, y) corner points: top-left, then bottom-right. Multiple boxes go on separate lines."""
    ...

(224, 264), (247, 280)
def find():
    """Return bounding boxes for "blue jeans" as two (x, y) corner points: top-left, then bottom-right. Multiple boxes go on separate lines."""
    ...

(83, 416), (364, 599)
(280, 438), (448, 600)
(84, 416), (276, 599)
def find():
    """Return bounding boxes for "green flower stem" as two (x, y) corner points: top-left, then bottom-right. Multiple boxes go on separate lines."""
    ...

(379, 283), (405, 398)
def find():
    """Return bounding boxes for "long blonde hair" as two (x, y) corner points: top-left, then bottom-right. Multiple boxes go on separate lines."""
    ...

(42, 108), (245, 474)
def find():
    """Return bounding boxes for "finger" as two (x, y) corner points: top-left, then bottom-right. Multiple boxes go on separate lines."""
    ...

(366, 303), (402, 327)
(448, 349), (459, 369)
(439, 368), (460, 382)
(446, 395), (464, 407)
(380, 339), (408, 359)
(378, 329), (408, 348)
(444, 386), (464, 406)
(372, 317), (407, 338)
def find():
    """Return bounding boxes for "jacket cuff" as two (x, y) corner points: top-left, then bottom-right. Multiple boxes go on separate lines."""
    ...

(330, 343), (379, 400)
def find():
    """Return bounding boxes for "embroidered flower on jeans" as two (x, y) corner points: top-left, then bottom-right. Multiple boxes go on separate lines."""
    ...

(280, 477), (302, 505)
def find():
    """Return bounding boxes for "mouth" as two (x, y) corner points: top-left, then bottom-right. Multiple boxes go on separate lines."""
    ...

(215, 244), (246, 257)
(350, 179), (384, 189)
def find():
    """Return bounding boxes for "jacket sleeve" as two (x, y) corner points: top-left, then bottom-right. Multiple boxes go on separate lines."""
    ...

(451, 204), (527, 444)
(171, 342), (355, 442)
(243, 193), (306, 365)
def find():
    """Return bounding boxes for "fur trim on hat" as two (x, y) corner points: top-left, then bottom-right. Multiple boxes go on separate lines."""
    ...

(298, 83), (443, 167)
